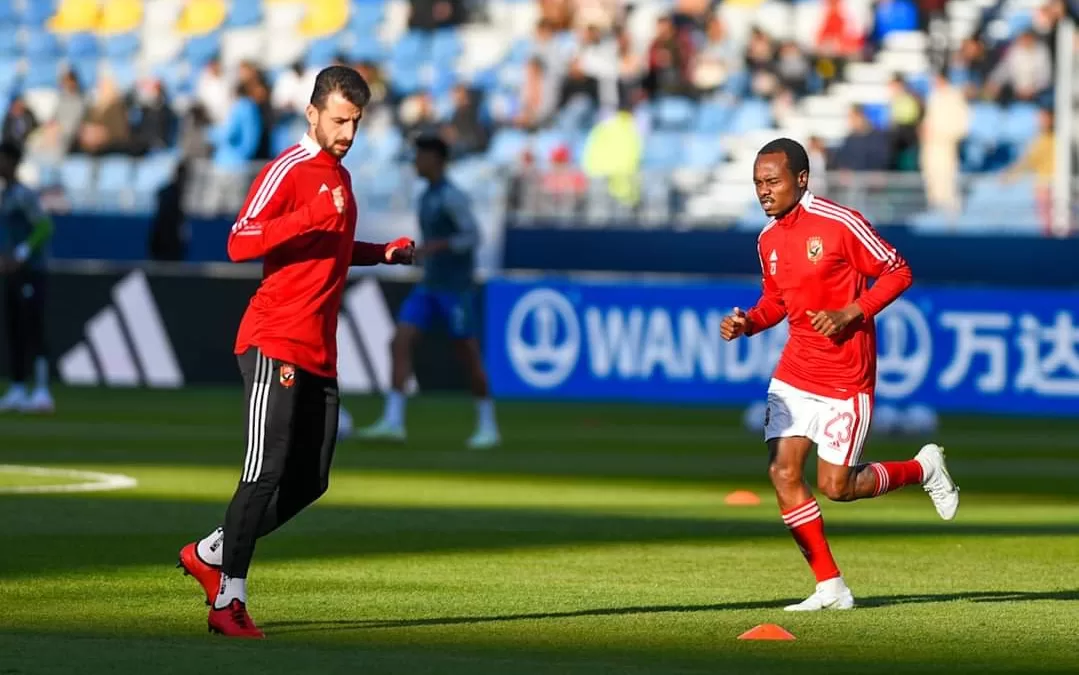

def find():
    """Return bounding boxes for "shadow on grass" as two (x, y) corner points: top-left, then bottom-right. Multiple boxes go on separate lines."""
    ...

(260, 589), (1079, 634)
(1, 494), (1077, 580)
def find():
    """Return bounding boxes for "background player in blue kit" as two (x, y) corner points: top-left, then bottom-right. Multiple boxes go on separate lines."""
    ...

(358, 135), (500, 449)
(0, 142), (54, 414)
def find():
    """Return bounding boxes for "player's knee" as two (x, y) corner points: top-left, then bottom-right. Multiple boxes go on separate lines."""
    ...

(768, 461), (801, 490)
(817, 475), (856, 502)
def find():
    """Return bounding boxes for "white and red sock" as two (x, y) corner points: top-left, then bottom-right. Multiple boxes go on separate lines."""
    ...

(782, 498), (841, 583)
(866, 460), (924, 497)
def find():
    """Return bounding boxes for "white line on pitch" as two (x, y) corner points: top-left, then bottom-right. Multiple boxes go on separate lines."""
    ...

(0, 464), (138, 495)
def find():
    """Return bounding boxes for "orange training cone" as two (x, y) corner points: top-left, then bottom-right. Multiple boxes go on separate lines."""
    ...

(724, 490), (762, 506)
(738, 624), (796, 641)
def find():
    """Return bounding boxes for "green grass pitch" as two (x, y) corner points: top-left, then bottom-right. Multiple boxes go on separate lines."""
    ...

(1, 387), (1077, 674)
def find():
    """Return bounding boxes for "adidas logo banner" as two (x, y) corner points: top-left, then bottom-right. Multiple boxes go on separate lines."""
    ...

(1, 269), (474, 392)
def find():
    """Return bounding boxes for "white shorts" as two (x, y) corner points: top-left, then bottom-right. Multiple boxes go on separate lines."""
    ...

(763, 379), (874, 467)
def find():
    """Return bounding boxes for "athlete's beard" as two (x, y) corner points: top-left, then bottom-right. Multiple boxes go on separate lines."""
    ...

(314, 124), (349, 158)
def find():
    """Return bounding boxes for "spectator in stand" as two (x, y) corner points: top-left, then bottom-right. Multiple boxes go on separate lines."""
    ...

(1032, 0), (1066, 62)
(577, 22), (619, 113)
(646, 15), (695, 98)
(271, 62), (308, 118)
(179, 104), (213, 163)
(775, 41), (812, 97)
(1, 97), (38, 152)
(832, 105), (892, 171)
(539, 0), (574, 31)
(399, 92), (440, 138)
(129, 78), (177, 155)
(984, 29), (1052, 104)
(74, 74), (131, 155)
(196, 56), (231, 126)
(673, 0), (711, 31)
(408, 0), (466, 30)
(515, 57), (556, 130)
(692, 15), (741, 96)
(1003, 107), (1056, 235)
(204, 79), (262, 214)
(443, 85), (488, 158)
(920, 71), (970, 215)
(888, 75), (922, 170)
(815, 0), (862, 87)
(582, 99), (641, 206)
(807, 136), (829, 193)
(27, 71), (86, 161)
(616, 27), (645, 104)
(950, 37), (992, 99)
(541, 143), (588, 215)
(559, 57), (601, 109)
(745, 28), (777, 97)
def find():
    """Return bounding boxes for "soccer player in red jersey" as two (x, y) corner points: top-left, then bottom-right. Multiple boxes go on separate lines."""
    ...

(721, 138), (960, 611)
(176, 66), (415, 638)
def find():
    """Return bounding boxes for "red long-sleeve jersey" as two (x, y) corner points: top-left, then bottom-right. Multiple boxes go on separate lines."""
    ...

(228, 134), (388, 378)
(745, 192), (913, 398)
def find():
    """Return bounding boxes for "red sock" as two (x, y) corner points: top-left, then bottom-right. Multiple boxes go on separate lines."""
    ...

(866, 460), (924, 497)
(781, 499), (840, 583)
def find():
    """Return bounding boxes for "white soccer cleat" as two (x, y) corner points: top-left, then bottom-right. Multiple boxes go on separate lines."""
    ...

(784, 577), (855, 612)
(21, 388), (54, 414)
(916, 443), (959, 521)
(355, 419), (406, 442)
(0, 386), (29, 413)
(466, 427), (501, 450)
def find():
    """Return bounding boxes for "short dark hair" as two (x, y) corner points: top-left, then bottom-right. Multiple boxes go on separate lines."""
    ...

(310, 65), (371, 109)
(414, 134), (449, 160)
(758, 137), (810, 176)
(0, 141), (23, 166)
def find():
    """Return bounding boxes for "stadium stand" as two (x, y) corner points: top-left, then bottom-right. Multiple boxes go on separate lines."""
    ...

(0, 0), (1071, 235)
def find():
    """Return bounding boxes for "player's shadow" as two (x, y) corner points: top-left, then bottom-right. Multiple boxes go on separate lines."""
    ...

(261, 589), (1079, 634)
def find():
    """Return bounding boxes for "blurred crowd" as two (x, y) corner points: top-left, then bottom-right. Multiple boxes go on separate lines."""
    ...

(0, 0), (1072, 220)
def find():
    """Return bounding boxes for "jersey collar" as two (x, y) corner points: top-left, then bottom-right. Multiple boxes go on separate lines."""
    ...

(772, 190), (814, 227)
(299, 133), (340, 165)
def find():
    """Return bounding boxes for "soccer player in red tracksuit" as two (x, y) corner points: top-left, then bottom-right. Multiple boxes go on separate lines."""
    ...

(721, 138), (960, 611)
(176, 66), (415, 638)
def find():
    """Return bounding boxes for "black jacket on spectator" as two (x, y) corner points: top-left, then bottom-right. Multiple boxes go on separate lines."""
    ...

(831, 130), (893, 171)
(1, 103), (38, 150)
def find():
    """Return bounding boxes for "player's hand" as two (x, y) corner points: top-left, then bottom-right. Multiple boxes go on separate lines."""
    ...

(721, 307), (749, 341)
(384, 237), (415, 264)
(805, 307), (860, 338)
(331, 186), (346, 214)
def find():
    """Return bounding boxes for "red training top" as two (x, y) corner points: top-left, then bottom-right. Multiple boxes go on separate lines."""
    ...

(745, 192), (913, 398)
(228, 134), (387, 377)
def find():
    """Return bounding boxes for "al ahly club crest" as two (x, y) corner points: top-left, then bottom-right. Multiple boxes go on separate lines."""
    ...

(806, 236), (823, 262)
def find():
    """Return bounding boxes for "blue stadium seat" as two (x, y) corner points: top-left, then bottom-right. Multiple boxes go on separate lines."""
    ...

(728, 99), (772, 135)
(487, 128), (529, 166)
(60, 155), (95, 197)
(306, 36), (342, 68)
(0, 0), (14, 24)
(183, 33), (221, 68)
(24, 29), (61, 58)
(967, 102), (1002, 146)
(24, 58), (61, 89)
(368, 128), (403, 162)
(21, 0), (55, 26)
(348, 3), (383, 32)
(506, 38), (531, 65)
(695, 100), (731, 133)
(555, 95), (594, 133)
(66, 32), (98, 59)
(1001, 103), (1041, 148)
(654, 96), (696, 130)
(642, 131), (684, 170)
(134, 152), (179, 194)
(348, 38), (384, 63)
(70, 57), (98, 90)
(391, 30), (429, 63)
(862, 103), (890, 129)
(430, 29), (461, 64)
(0, 58), (19, 92)
(226, 1), (261, 28)
(684, 134), (724, 168)
(102, 33), (139, 59)
(0, 25), (16, 59)
(106, 59), (137, 91)
(97, 155), (135, 194)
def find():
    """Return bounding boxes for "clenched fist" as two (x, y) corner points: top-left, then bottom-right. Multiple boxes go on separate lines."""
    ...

(331, 186), (345, 214)
(721, 307), (750, 341)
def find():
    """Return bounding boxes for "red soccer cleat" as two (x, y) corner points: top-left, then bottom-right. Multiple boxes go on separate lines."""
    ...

(208, 599), (265, 639)
(176, 542), (221, 606)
